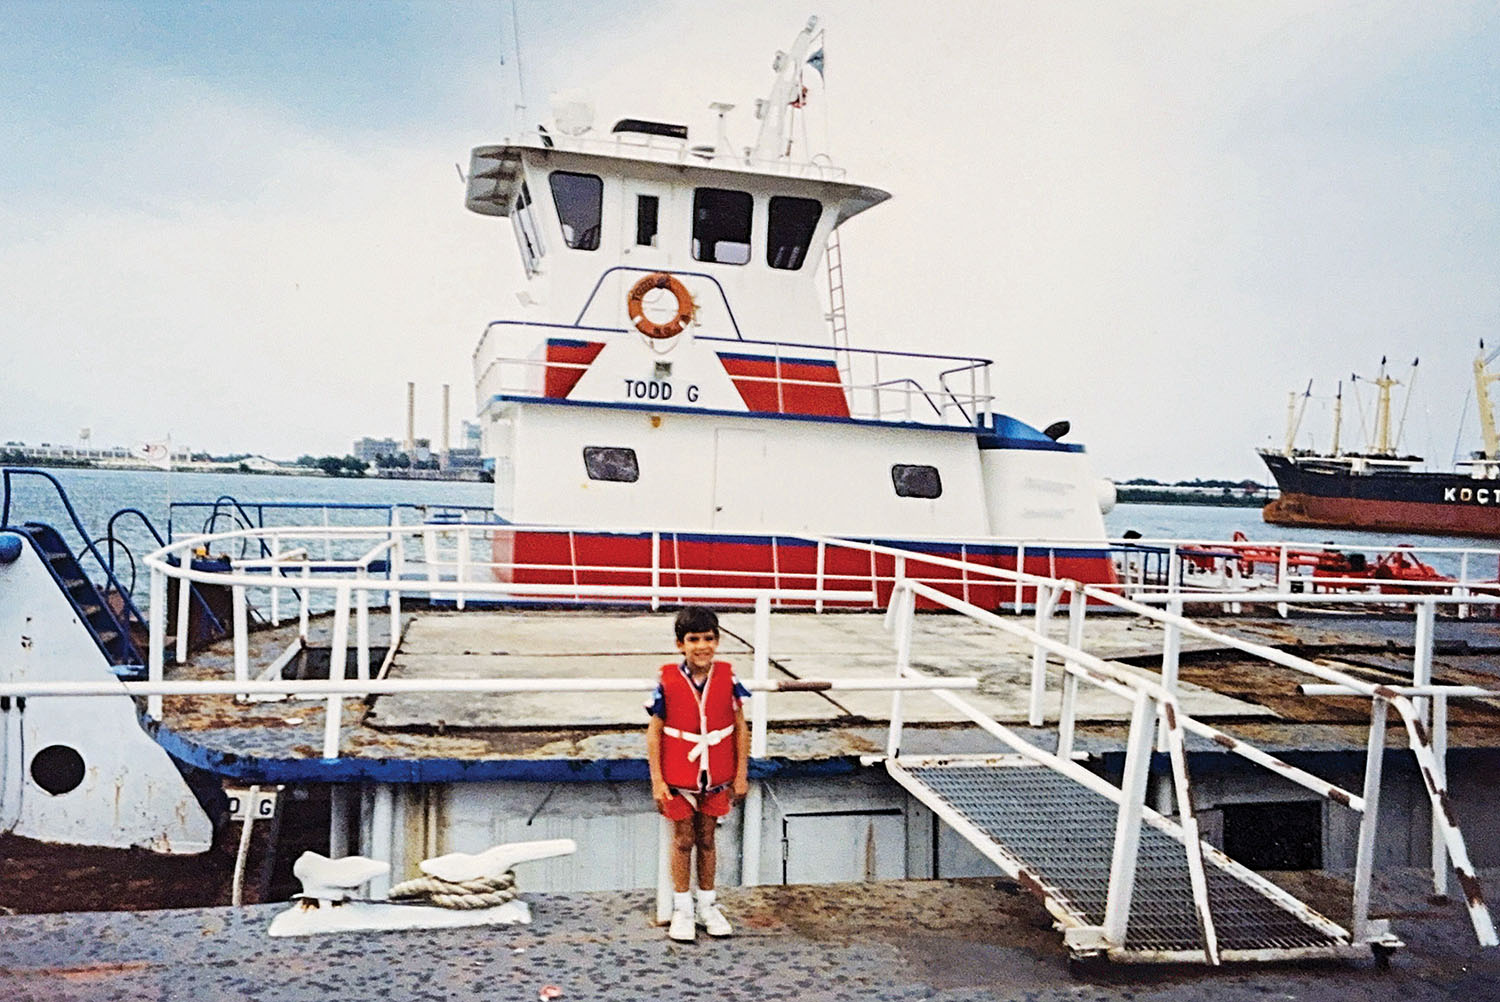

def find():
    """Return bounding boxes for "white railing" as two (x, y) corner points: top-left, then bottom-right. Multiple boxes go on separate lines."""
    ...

(833, 536), (1500, 955)
(56, 517), (1500, 954)
(472, 321), (995, 429)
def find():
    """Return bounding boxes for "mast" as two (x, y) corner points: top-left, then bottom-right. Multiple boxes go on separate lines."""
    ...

(1331, 381), (1343, 456)
(1369, 356), (1400, 455)
(1475, 341), (1500, 460)
(1283, 380), (1311, 456)
(751, 16), (820, 162)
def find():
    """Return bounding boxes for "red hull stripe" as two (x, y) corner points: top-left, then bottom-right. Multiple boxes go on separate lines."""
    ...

(717, 354), (850, 417)
(1265, 493), (1500, 538)
(544, 340), (606, 398)
(493, 531), (1117, 608)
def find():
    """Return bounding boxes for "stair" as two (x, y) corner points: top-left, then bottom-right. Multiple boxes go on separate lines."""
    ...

(19, 522), (142, 668)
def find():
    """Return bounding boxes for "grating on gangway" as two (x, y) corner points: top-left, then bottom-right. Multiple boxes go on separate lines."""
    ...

(886, 755), (1378, 965)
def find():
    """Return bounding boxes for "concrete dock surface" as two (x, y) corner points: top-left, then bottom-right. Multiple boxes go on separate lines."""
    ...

(2, 869), (1496, 1001)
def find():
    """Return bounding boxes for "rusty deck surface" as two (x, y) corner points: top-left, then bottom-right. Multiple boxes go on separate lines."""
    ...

(1, 870), (1497, 1001)
(145, 608), (1500, 786)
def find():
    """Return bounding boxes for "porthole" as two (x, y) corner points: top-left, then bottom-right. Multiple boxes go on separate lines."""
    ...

(892, 464), (942, 499)
(30, 744), (86, 795)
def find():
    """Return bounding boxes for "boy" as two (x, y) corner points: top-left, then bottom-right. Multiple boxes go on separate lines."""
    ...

(645, 606), (751, 942)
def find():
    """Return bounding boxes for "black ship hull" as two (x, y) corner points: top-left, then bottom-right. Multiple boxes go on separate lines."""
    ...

(1259, 452), (1500, 537)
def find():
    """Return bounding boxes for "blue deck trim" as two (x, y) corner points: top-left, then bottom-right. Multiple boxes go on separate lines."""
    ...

(546, 337), (601, 349)
(146, 717), (857, 784)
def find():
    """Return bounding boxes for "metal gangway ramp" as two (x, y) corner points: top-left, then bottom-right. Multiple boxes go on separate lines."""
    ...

(887, 756), (1355, 965)
(864, 564), (1500, 967)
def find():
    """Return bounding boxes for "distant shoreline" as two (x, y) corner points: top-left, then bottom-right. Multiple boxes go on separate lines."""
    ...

(1115, 489), (1272, 508)
(0, 458), (488, 483)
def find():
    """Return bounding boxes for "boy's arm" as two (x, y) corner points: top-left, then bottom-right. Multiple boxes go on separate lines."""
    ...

(646, 716), (671, 812)
(732, 704), (750, 799)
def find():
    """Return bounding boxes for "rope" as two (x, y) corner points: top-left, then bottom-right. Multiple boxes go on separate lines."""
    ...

(388, 869), (518, 910)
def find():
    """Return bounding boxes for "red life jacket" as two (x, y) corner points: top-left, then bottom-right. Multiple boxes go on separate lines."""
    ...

(659, 661), (738, 790)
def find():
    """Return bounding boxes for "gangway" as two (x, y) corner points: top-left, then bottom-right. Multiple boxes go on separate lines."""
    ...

(886, 756), (1357, 964)
(870, 573), (1421, 967)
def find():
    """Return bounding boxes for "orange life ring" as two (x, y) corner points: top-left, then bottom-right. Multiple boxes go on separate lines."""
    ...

(626, 272), (694, 339)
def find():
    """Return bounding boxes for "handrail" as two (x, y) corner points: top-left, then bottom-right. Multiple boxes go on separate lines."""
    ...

(1, 467), (151, 644)
(573, 265), (744, 337)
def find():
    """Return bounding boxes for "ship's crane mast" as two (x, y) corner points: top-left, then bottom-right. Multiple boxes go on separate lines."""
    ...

(1474, 341), (1500, 461)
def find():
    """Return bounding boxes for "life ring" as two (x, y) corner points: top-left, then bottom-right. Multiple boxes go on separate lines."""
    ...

(626, 272), (694, 339)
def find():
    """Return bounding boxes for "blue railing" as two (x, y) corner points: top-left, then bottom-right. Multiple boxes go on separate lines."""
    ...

(1, 468), (151, 645)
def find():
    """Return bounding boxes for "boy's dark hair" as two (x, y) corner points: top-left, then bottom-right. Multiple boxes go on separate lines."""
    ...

(674, 606), (720, 641)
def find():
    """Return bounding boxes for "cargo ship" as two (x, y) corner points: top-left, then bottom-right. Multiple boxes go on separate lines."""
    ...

(1259, 349), (1500, 537)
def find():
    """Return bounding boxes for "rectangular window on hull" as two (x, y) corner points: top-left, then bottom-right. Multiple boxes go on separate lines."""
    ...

(691, 187), (752, 265)
(549, 171), (603, 250)
(767, 196), (822, 270)
(636, 195), (659, 246)
(583, 447), (639, 483)
(892, 464), (942, 499)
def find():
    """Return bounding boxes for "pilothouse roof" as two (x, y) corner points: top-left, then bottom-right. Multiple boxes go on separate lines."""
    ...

(464, 139), (890, 227)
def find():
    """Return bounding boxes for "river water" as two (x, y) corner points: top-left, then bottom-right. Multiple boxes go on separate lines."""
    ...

(3, 466), (1494, 584)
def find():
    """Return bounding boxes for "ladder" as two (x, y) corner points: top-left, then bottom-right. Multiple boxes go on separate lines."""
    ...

(824, 229), (853, 391)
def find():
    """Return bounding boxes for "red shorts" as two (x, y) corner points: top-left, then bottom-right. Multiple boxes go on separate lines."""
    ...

(660, 788), (732, 821)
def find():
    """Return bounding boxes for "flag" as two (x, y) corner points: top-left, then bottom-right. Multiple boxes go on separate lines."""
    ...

(133, 440), (172, 471)
(806, 47), (824, 78)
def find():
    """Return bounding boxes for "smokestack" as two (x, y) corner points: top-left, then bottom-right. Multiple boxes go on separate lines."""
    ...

(404, 381), (416, 454)
(441, 384), (451, 471)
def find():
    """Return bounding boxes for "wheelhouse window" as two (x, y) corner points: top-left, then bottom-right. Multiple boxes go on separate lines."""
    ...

(891, 464), (942, 499)
(511, 182), (544, 277)
(549, 171), (603, 250)
(767, 196), (822, 270)
(583, 447), (639, 483)
(636, 195), (659, 246)
(692, 187), (752, 265)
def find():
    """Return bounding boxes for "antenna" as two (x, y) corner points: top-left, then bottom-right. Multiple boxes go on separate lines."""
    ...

(510, 0), (527, 133)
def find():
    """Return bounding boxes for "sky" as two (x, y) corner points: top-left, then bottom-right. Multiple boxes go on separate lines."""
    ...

(1, 0), (1497, 481)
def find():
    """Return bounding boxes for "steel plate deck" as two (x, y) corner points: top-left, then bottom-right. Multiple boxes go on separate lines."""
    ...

(895, 761), (1349, 959)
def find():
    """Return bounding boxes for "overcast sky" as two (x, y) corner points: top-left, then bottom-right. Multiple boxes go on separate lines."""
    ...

(3, 1), (1497, 481)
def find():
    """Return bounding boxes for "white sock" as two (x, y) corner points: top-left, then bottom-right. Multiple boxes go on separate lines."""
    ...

(696, 889), (716, 910)
(674, 891), (693, 914)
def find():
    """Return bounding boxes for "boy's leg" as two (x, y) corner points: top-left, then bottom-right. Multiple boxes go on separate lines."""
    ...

(692, 811), (716, 890)
(671, 816), (697, 893)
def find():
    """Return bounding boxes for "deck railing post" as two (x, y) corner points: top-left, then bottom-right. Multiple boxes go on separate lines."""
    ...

(1351, 696), (1389, 941)
(1431, 692), (1449, 899)
(1057, 584), (1086, 760)
(815, 539), (826, 613)
(888, 584), (914, 759)
(1277, 544), (1290, 618)
(1104, 688), (1156, 948)
(650, 532), (661, 611)
(269, 535), (281, 626)
(328, 786), (350, 858)
(743, 593), (771, 888)
(456, 526), (469, 610)
(232, 583), (249, 688)
(1028, 585), (1057, 727)
(1412, 599), (1435, 724)
(1458, 552), (1471, 619)
(298, 562), (311, 641)
(1013, 544), (1026, 613)
(356, 587), (370, 681)
(1157, 596), (1183, 751)
(147, 565), (166, 720)
(174, 569), (193, 665)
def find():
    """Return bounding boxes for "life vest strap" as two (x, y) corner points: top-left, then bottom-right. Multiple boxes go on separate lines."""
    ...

(662, 724), (736, 763)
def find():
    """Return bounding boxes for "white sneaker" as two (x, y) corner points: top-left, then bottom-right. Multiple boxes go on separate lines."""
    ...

(697, 902), (733, 938)
(668, 907), (696, 942)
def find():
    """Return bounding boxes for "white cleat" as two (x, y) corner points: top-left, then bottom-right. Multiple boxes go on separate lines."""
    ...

(668, 907), (697, 942)
(291, 851), (389, 907)
(697, 902), (733, 938)
(419, 839), (576, 883)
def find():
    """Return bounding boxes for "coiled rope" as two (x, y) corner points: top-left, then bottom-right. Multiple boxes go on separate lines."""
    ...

(388, 869), (518, 909)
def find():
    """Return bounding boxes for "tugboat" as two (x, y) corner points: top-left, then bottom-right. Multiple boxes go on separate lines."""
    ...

(464, 16), (1117, 597)
(1259, 348), (1500, 537)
